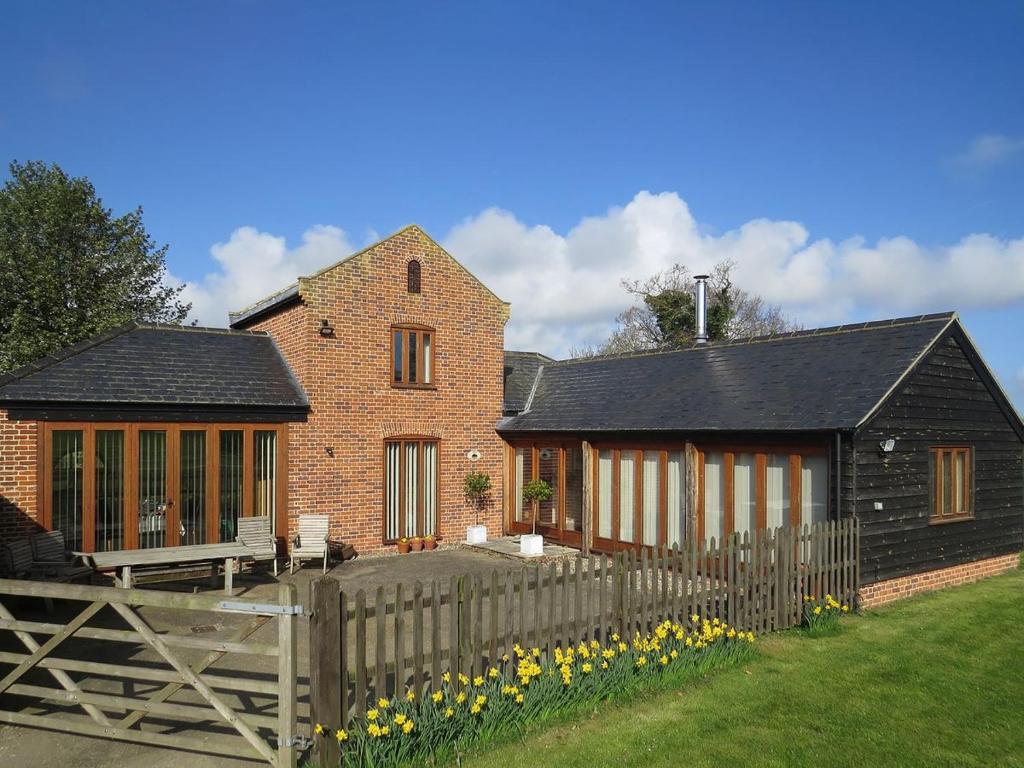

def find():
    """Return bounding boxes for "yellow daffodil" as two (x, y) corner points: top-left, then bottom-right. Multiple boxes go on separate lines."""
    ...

(366, 709), (379, 721)
(394, 713), (407, 725)
(473, 675), (484, 687)
(405, 689), (415, 702)
(335, 729), (347, 743)
(442, 671), (451, 683)
(456, 691), (466, 704)
(402, 719), (414, 734)
(444, 707), (455, 718)
(377, 697), (390, 709)
(515, 693), (524, 704)
(432, 690), (443, 703)
(313, 723), (324, 735)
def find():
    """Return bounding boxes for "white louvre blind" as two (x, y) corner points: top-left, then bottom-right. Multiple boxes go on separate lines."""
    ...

(598, 450), (612, 538)
(514, 448), (527, 523)
(642, 451), (659, 546)
(703, 452), (724, 545)
(766, 454), (789, 530)
(666, 451), (685, 548)
(733, 453), (756, 538)
(423, 442), (437, 536)
(801, 455), (828, 526)
(385, 442), (401, 540)
(404, 442), (419, 537)
(619, 452), (635, 543)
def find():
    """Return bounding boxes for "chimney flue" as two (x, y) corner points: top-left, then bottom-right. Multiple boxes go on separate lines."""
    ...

(694, 274), (709, 345)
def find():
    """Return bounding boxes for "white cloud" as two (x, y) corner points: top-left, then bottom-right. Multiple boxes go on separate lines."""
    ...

(177, 192), (1024, 358)
(952, 133), (1024, 171)
(443, 192), (1024, 355)
(177, 225), (354, 326)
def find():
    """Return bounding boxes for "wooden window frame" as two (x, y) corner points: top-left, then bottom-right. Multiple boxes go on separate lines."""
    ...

(505, 440), (583, 547)
(407, 259), (422, 294)
(696, 443), (829, 543)
(382, 436), (439, 544)
(929, 446), (974, 524)
(587, 441), (685, 554)
(38, 422), (288, 553)
(390, 324), (437, 389)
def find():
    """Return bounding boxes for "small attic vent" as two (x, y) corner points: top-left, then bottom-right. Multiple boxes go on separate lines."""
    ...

(407, 260), (422, 294)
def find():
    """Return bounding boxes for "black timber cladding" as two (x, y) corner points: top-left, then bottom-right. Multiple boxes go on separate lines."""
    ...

(500, 313), (957, 433)
(0, 323), (309, 418)
(852, 326), (1024, 584)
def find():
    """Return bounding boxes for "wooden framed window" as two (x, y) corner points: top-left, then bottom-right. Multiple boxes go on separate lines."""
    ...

(391, 324), (435, 388)
(383, 437), (438, 542)
(407, 260), (422, 293)
(508, 441), (585, 547)
(38, 422), (288, 552)
(930, 446), (973, 523)
(697, 445), (829, 545)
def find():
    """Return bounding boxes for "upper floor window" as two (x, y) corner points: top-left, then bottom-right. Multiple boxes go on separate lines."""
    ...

(930, 446), (973, 523)
(392, 324), (434, 387)
(407, 260), (421, 293)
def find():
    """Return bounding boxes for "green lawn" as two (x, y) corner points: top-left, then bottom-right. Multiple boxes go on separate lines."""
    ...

(462, 564), (1024, 768)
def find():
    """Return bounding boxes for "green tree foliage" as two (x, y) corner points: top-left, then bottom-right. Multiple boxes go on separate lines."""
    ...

(571, 261), (797, 357)
(0, 161), (190, 372)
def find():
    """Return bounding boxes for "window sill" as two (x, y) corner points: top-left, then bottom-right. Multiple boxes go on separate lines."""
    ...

(929, 514), (974, 526)
(391, 383), (437, 391)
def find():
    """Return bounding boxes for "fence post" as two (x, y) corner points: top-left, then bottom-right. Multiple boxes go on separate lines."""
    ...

(277, 582), (298, 768)
(309, 577), (340, 768)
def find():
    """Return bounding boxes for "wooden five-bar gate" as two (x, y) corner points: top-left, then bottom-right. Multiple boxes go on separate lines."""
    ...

(0, 578), (299, 767)
(309, 519), (859, 766)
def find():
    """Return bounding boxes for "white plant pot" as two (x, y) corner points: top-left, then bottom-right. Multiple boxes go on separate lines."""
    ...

(466, 525), (488, 545)
(520, 533), (544, 556)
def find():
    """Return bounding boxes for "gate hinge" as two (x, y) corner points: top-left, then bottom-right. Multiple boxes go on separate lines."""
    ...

(278, 734), (312, 749)
(218, 600), (304, 615)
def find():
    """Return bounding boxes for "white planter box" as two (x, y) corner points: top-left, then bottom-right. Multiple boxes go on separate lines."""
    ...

(466, 525), (488, 545)
(520, 534), (544, 556)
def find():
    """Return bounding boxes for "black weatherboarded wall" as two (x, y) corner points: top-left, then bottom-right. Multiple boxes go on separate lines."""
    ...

(853, 328), (1024, 584)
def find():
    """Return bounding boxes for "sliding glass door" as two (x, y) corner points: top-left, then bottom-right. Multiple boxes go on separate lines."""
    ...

(508, 441), (584, 546)
(41, 423), (287, 552)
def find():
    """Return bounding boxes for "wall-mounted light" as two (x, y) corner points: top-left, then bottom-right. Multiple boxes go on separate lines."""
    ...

(325, 446), (335, 457)
(466, 449), (482, 462)
(878, 438), (896, 455)
(319, 318), (335, 338)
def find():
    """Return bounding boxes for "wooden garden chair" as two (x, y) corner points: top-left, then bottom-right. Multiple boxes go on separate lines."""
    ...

(289, 515), (329, 574)
(236, 516), (279, 576)
(30, 531), (92, 579)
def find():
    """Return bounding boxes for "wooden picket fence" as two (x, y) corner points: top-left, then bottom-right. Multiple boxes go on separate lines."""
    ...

(309, 519), (858, 763)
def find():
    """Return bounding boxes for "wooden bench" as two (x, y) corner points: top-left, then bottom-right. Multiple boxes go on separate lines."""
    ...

(90, 542), (253, 596)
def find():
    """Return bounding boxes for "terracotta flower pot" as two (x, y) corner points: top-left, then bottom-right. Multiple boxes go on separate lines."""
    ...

(397, 539), (411, 554)
(410, 537), (424, 552)
(424, 537), (437, 551)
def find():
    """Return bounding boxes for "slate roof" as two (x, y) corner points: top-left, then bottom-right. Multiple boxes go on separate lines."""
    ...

(503, 351), (553, 414)
(499, 313), (957, 433)
(0, 323), (309, 410)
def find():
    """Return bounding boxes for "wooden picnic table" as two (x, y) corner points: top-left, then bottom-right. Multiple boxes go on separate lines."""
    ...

(89, 542), (253, 595)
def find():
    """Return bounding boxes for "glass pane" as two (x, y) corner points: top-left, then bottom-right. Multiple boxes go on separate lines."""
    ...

(563, 445), (583, 532)
(393, 331), (403, 382)
(597, 450), (613, 539)
(800, 455), (828, 527)
(766, 454), (790, 530)
(180, 431), (207, 545)
(424, 334), (432, 384)
(514, 447), (529, 523)
(408, 332), (418, 383)
(52, 430), (84, 551)
(703, 452), (724, 546)
(642, 451), (660, 546)
(95, 430), (124, 552)
(941, 452), (952, 516)
(405, 441), (419, 537)
(385, 441), (401, 540)
(954, 451), (966, 515)
(619, 452), (635, 543)
(254, 431), (277, 531)
(733, 453), (756, 537)
(423, 442), (437, 536)
(666, 451), (685, 549)
(138, 430), (168, 549)
(537, 447), (559, 526)
(219, 431), (243, 542)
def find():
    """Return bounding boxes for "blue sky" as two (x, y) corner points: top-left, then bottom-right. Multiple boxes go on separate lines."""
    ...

(3, 1), (1024, 407)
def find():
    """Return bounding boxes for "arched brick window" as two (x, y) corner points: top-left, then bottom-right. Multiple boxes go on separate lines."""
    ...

(407, 260), (421, 294)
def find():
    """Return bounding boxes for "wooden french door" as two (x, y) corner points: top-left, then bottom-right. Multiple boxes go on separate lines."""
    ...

(39, 422), (287, 553)
(507, 441), (583, 546)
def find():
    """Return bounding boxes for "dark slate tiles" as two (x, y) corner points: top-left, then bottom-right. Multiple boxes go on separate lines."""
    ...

(0, 324), (309, 408)
(503, 351), (552, 413)
(501, 313), (955, 433)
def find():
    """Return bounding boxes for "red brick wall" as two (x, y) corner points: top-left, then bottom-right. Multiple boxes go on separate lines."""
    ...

(0, 409), (40, 544)
(243, 226), (509, 555)
(858, 552), (1020, 609)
